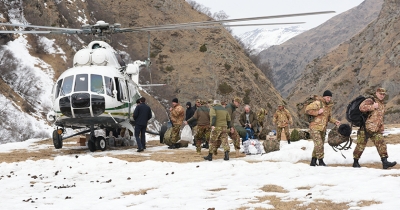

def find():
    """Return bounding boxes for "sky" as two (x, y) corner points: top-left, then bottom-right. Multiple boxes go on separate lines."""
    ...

(0, 128), (400, 209)
(193, 0), (365, 35)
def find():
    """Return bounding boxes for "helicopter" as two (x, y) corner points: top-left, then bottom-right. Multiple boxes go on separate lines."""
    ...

(0, 11), (334, 152)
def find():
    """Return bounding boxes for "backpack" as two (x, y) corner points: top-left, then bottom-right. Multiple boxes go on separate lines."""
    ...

(296, 95), (320, 124)
(346, 95), (374, 127)
(262, 137), (280, 154)
(328, 124), (352, 150)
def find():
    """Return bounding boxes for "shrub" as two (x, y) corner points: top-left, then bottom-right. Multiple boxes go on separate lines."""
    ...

(290, 129), (300, 141)
(200, 44), (207, 52)
(165, 66), (174, 72)
(254, 73), (259, 80)
(218, 82), (233, 95)
(224, 63), (231, 70)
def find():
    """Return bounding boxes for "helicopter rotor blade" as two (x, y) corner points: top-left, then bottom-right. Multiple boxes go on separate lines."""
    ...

(136, 22), (306, 31)
(129, 11), (334, 31)
(0, 22), (82, 31)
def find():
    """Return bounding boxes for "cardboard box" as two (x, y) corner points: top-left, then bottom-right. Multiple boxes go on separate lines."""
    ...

(78, 136), (86, 146)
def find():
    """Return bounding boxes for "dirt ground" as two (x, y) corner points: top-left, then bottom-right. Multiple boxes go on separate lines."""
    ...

(1, 125), (399, 209)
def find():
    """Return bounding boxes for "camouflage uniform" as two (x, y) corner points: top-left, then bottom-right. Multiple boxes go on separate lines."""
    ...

(169, 103), (184, 145)
(187, 103), (210, 153)
(208, 103), (231, 154)
(305, 97), (337, 159)
(353, 95), (387, 159)
(273, 107), (293, 141)
(257, 108), (268, 128)
(225, 102), (241, 151)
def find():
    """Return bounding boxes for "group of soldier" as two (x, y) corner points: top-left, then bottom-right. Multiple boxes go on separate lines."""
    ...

(159, 87), (397, 169)
(162, 96), (295, 162)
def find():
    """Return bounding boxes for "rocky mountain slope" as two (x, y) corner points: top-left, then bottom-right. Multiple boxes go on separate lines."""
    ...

(288, 0), (400, 124)
(258, 0), (383, 97)
(0, 0), (289, 142)
(238, 26), (306, 55)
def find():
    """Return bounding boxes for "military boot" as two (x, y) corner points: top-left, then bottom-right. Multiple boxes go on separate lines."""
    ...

(203, 153), (212, 161)
(202, 142), (209, 149)
(310, 157), (317, 166)
(318, 159), (326, 166)
(288, 140), (291, 144)
(224, 151), (229, 161)
(353, 158), (361, 168)
(381, 157), (397, 169)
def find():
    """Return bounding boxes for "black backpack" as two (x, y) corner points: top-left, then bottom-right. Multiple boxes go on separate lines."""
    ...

(346, 96), (373, 127)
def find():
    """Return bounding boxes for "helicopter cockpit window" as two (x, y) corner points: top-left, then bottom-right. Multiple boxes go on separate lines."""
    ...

(92, 43), (101, 49)
(90, 74), (104, 94)
(55, 79), (63, 98)
(104, 76), (114, 96)
(61, 76), (74, 96)
(114, 77), (122, 101)
(115, 53), (126, 67)
(74, 74), (88, 92)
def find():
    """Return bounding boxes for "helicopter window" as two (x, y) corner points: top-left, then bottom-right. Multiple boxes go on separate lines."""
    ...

(61, 76), (74, 96)
(74, 74), (88, 92)
(90, 74), (104, 94)
(92, 43), (101, 49)
(125, 81), (130, 102)
(104, 76), (114, 96)
(55, 79), (63, 98)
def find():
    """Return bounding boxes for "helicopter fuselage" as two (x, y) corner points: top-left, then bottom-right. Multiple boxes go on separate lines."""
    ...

(48, 41), (141, 130)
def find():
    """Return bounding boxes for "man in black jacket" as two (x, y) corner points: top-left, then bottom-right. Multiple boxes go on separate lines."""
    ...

(133, 97), (153, 152)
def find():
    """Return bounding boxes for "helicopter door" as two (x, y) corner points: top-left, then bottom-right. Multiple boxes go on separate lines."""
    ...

(104, 76), (114, 97)
(118, 78), (128, 102)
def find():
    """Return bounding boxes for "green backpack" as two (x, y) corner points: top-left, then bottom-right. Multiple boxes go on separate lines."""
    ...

(296, 95), (321, 124)
(234, 125), (248, 139)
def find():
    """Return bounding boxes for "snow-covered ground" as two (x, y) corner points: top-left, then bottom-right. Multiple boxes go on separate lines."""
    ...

(0, 129), (400, 209)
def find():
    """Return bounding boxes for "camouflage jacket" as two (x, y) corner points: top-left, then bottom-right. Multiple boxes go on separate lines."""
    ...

(170, 104), (185, 125)
(225, 103), (236, 128)
(239, 110), (258, 128)
(210, 104), (231, 127)
(305, 96), (337, 131)
(273, 108), (293, 128)
(257, 108), (267, 125)
(360, 96), (384, 133)
(187, 106), (210, 126)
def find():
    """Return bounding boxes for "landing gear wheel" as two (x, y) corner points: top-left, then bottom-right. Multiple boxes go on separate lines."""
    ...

(52, 130), (63, 149)
(95, 136), (107, 151)
(88, 138), (96, 152)
(160, 124), (168, 144)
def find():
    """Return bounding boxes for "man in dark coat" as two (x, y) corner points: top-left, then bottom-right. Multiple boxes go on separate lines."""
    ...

(133, 97), (153, 152)
(185, 102), (196, 128)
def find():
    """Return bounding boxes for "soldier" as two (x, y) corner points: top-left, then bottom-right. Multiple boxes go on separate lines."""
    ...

(225, 97), (242, 157)
(204, 100), (231, 161)
(167, 98), (185, 149)
(305, 90), (340, 166)
(273, 104), (293, 144)
(353, 88), (397, 169)
(185, 100), (210, 155)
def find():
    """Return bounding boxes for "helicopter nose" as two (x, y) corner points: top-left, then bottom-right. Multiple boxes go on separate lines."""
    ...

(71, 93), (90, 108)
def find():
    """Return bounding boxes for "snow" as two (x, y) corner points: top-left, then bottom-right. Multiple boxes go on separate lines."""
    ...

(238, 26), (306, 54)
(0, 129), (399, 209)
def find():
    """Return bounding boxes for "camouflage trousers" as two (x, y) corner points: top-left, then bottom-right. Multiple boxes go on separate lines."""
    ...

(277, 126), (290, 141)
(169, 124), (181, 145)
(310, 130), (326, 159)
(195, 125), (211, 149)
(353, 130), (388, 159)
(209, 126), (229, 153)
(228, 129), (241, 150)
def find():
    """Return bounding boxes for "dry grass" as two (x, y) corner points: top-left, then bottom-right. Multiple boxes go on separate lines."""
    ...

(207, 188), (227, 192)
(122, 188), (155, 196)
